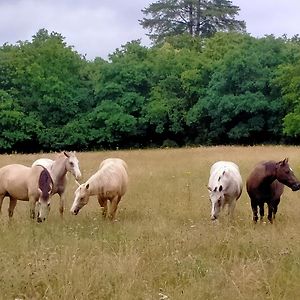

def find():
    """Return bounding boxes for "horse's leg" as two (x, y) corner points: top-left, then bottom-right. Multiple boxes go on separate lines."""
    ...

(0, 194), (5, 214)
(97, 196), (107, 218)
(259, 203), (264, 222)
(251, 199), (258, 223)
(29, 196), (37, 219)
(8, 197), (17, 218)
(267, 203), (274, 224)
(108, 195), (121, 221)
(272, 198), (280, 220)
(227, 200), (236, 218)
(59, 192), (65, 217)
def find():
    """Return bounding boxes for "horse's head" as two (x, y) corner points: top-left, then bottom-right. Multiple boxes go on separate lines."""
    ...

(70, 182), (90, 215)
(36, 193), (51, 223)
(64, 151), (82, 180)
(36, 168), (52, 222)
(276, 158), (300, 191)
(208, 183), (225, 221)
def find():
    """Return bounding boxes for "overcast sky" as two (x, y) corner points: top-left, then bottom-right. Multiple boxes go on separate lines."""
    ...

(1, 0), (300, 60)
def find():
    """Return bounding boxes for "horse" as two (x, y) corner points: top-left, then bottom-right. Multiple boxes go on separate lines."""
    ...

(208, 161), (243, 221)
(246, 158), (300, 223)
(32, 151), (82, 216)
(70, 158), (128, 220)
(0, 164), (53, 222)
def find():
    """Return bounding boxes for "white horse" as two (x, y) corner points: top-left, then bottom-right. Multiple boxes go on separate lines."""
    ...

(208, 161), (243, 221)
(32, 151), (81, 216)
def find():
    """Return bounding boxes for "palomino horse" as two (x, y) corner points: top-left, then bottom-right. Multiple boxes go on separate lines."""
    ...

(0, 164), (52, 222)
(246, 158), (300, 223)
(70, 158), (128, 220)
(32, 151), (81, 216)
(208, 161), (243, 221)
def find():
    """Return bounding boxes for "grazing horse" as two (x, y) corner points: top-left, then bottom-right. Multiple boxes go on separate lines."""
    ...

(70, 158), (128, 220)
(0, 164), (52, 222)
(208, 161), (243, 221)
(32, 151), (82, 216)
(246, 158), (300, 223)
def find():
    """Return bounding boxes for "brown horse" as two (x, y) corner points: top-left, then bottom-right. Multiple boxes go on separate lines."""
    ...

(0, 164), (53, 222)
(246, 158), (300, 223)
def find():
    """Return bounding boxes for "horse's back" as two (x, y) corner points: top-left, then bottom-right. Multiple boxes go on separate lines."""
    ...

(246, 161), (284, 200)
(209, 161), (242, 185)
(32, 158), (54, 172)
(99, 158), (128, 171)
(98, 158), (128, 196)
(209, 161), (242, 199)
(0, 164), (41, 200)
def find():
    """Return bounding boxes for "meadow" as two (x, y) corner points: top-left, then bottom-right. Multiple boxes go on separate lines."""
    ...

(0, 146), (300, 300)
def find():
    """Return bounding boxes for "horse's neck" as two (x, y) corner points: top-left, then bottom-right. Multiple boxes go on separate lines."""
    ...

(262, 163), (277, 184)
(51, 156), (67, 183)
(86, 172), (103, 196)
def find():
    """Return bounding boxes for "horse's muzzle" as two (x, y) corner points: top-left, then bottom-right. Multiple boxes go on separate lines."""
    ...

(37, 217), (46, 223)
(291, 182), (300, 191)
(211, 215), (217, 221)
(72, 208), (79, 215)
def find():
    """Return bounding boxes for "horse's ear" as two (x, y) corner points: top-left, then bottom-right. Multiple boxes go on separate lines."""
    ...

(85, 183), (90, 190)
(63, 151), (70, 158)
(38, 188), (42, 195)
(279, 158), (289, 166)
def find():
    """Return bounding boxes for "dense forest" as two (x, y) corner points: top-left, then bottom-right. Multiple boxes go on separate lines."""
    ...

(1, 27), (300, 152)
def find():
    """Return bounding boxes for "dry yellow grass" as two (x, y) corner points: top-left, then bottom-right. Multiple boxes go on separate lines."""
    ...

(0, 146), (300, 299)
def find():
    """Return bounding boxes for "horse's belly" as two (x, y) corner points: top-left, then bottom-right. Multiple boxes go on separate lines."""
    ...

(5, 180), (29, 200)
(6, 188), (29, 201)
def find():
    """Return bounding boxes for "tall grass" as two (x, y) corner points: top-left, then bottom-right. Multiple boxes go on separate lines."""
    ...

(0, 146), (300, 299)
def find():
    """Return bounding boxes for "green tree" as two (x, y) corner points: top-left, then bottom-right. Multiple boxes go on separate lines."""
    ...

(140, 0), (246, 44)
(0, 29), (92, 151)
(276, 58), (300, 138)
(187, 34), (288, 144)
(0, 90), (42, 152)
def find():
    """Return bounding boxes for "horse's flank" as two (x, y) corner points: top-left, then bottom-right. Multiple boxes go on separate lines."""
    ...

(246, 158), (300, 223)
(0, 164), (52, 220)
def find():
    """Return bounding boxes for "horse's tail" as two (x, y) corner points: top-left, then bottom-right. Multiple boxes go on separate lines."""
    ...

(38, 168), (53, 199)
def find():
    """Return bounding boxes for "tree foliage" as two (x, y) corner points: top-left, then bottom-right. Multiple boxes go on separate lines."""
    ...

(140, 0), (246, 43)
(1, 29), (300, 152)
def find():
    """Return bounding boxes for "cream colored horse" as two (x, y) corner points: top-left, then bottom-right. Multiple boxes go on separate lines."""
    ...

(32, 151), (81, 216)
(70, 158), (128, 220)
(0, 164), (52, 221)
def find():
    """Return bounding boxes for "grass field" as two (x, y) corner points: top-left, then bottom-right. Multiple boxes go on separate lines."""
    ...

(1, 146), (300, 300)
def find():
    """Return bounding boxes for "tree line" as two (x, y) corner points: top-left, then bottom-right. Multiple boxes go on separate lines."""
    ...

(1, 28), (300, 152)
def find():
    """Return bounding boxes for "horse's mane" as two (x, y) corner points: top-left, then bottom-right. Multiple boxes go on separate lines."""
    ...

(39, 168), (53, 199)
(54, 152), (66, 160)
(262, 160), (275, 170)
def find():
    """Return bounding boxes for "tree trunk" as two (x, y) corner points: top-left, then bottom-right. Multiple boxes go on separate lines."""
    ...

(195, 0), (201, 36)
(188, 3), (193, 35)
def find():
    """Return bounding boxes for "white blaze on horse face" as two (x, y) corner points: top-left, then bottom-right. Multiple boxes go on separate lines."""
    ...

(70, 185), (89, 215)
(67, 155), (82, 180)
(37, 194), (51, 222)
(209, 186), (224, 220)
